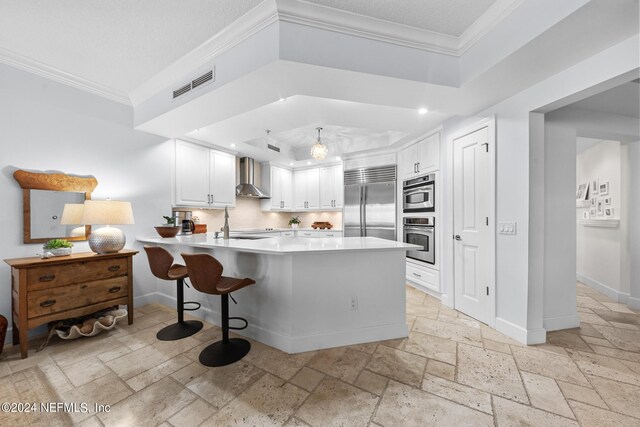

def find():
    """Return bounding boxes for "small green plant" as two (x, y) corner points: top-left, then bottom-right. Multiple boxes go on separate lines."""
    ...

(288, 216), (301, 226)
(43, 239), (73, 249)
(162, 215), (176, 225)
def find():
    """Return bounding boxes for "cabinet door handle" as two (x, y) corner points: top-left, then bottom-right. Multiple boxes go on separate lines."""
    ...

(108, 265), (120, 272)
(39, 274), (55, 282)
(80, 284), (88, 289)
(40, 299), (56, 308)
(417, 162), (420, 173)
(412, 272), (422, 277)
(108, 286), (121, 293)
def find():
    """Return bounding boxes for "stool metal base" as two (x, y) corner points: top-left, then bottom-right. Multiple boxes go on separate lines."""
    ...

(156, 320), (203, 341)
(199, 338), (251, 367)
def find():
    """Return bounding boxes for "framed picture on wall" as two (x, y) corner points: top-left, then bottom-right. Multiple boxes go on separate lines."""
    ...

(591, 197), (597, 207)
(582, 211), (590, 219)
(597, 200), (604, 215)
(589, 207), (597, 217)
(604, 196), (612, 205)
(599, 181), (609, 195)
(591, 179), (599, 196)
(605, 207), (614, 218)
(576, 183), (588, 201)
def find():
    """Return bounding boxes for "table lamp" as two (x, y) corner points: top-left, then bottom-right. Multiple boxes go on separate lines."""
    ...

(60, 203), (86, 238)
(81, 200), (134, 254)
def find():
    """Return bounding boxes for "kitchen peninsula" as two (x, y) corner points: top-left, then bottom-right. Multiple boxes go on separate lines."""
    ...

(137, 234), (419, 353)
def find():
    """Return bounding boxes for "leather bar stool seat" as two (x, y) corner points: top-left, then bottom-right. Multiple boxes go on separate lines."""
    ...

(182, 253), (255, 367)
(144, 246), (203, 340)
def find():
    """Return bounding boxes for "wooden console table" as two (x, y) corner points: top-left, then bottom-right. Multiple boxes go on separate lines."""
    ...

(4, 250), (137, 358)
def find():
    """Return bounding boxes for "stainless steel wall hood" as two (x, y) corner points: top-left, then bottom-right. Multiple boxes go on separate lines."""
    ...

(236, 157), (270, 198)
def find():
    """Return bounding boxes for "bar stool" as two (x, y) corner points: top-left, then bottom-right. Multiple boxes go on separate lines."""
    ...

(182, 253), (255, 367)
(144, 246), (203, 340)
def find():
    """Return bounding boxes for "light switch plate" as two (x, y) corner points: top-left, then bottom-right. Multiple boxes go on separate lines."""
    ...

(498, 221), (517, 235)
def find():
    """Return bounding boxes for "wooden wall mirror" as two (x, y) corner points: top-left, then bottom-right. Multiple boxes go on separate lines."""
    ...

(13, 170), (98, 244)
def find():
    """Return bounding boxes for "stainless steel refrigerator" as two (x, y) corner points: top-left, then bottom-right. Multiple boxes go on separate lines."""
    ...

(343, 165), (396, 240)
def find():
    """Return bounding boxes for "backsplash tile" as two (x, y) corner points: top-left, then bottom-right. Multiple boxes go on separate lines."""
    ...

(176, 198), (342, 231)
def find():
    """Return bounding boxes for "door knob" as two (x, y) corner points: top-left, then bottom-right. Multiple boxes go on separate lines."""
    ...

(454, 235), (462, 241)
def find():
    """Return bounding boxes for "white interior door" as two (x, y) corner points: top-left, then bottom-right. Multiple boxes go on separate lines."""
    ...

(453, 126), (494, 325)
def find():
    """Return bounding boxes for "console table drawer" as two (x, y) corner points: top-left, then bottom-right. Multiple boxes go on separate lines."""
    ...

(26, 258), (128, 291)
(27, 276), (128, 319)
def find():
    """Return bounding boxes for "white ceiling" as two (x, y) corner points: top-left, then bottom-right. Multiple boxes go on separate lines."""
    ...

(0, 0), (262, 93)
(0, 0), (500, 96)
(303, 0), (497, 36)
(569, 81), (640, 118)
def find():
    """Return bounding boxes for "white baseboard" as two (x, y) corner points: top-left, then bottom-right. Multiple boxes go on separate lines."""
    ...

(406, 281), (442, 301)
(543, 313), (581, 331)
(628, 296), (640, 310)
(134, 292), (162, 307)
(577, 273), (629, 303)
(496, 317), (546, 345)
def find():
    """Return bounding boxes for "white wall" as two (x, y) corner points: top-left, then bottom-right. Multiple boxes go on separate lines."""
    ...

(576, 141), (628, 299)
(441, 35), (638, 344)
(0, 63), (171, 343)
(543, 125), (579, 330)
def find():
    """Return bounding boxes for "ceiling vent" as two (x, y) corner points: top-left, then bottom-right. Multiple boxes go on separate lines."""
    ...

(172, 68), (215, 99)
(267, 144), (280, 153)
(192, 70), (213, 89)
(172, 83), (191, 99)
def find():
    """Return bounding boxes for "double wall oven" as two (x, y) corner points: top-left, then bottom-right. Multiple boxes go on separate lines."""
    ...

(403, 217), (435, 265)
(402, 173), (437, 266)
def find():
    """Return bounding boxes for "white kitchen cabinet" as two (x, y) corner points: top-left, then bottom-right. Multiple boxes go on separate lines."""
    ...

(400, 133), (440, 179)
(319, 164), (343, 209)
(294, 168), (320, 210)
(175, 140), (236, 208)
(406, 260), (440, 294)
(296, 230), (342, 237)
(315, 230), (341, 237)
(210, 150), (236, 206)
(261, 164), (293, 211)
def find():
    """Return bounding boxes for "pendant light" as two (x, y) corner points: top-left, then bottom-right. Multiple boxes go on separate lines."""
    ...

(310, 127), (328, 161)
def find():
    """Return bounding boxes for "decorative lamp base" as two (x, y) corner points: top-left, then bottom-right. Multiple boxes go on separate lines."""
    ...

(88, 226), (126, 254)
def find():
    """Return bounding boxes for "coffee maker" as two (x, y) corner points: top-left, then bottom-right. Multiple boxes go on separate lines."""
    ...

(177, 211), (195, 235)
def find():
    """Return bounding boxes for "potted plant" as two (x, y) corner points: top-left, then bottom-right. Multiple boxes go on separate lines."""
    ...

(43, 239), (73, 256)
(154, 215), (181, 238)
(288, 216), (301, 229)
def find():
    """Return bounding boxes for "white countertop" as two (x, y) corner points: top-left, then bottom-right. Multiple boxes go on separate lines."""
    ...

(137, 234), (418, 255)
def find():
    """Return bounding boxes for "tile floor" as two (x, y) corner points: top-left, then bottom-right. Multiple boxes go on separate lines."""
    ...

(1, 282), (640, 426)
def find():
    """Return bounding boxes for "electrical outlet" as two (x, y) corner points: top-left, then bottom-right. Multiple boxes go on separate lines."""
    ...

(498, 221), (517, 235)
(349, 296), (358, 311)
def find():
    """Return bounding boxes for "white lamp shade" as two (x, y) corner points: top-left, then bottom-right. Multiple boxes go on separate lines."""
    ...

(60, 203), (85, 225)
(80, 200), (134, 225)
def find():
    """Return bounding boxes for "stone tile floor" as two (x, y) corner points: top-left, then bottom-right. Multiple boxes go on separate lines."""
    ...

(1, 282), (640, 426)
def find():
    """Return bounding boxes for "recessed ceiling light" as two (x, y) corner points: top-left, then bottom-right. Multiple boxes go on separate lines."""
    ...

(336, 156), (341, 161)
(229, 143), (236, 148)
(279, 97), (286, 102)
(289, 162), (294, 166)
(307, 161), (312, 165)
(418, 108), (428, 115)
(194, 129), (200, 133)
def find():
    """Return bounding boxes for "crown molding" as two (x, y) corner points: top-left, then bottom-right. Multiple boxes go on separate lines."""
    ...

(129, 0), (280, 106)
(275, 0), (459, 55)
(458, 0), (527, 54)
(0, 0), (523, 107)
(130, 0), (524, 106)
(0, 47), (131, 105)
